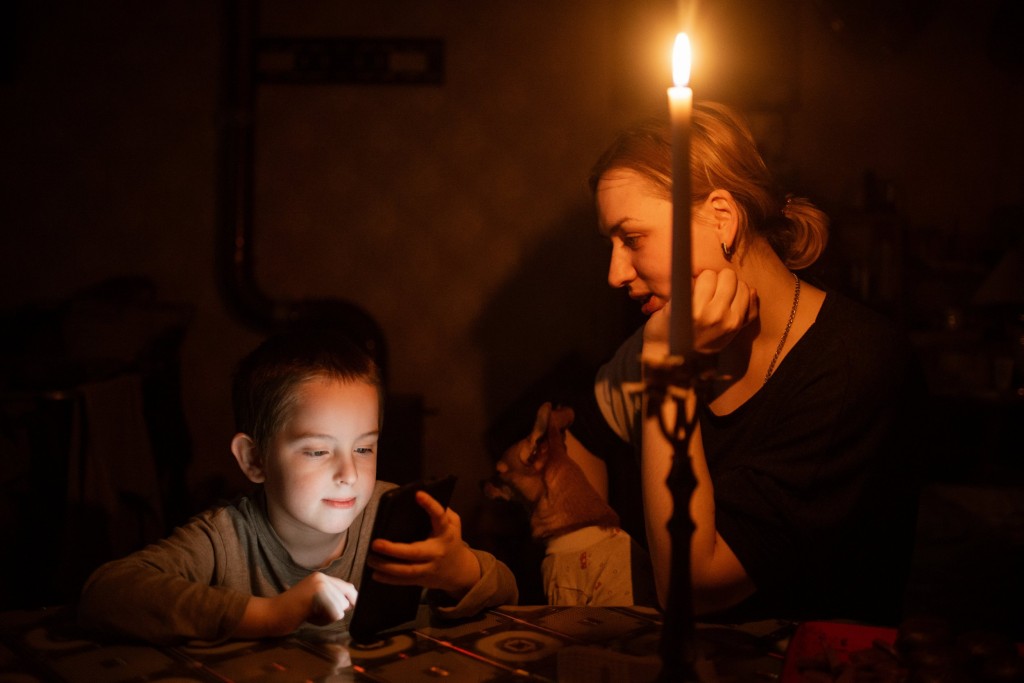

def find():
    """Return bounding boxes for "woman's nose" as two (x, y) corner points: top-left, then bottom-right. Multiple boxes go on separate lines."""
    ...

(607, 247), (634, 289)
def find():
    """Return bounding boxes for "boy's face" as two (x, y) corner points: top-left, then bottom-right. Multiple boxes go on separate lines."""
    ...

(261, 376), (380, 541)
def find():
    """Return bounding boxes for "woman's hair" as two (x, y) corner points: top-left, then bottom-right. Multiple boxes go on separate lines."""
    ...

(231, 328), (383, 455)
(588, 102), (828, 269)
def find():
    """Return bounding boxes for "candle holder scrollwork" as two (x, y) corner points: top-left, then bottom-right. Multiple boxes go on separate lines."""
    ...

(644, 352), (717, 683)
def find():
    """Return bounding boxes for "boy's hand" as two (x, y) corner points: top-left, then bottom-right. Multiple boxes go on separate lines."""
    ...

(366, 491), (481, 600)
(294, 572), (359, 627)
(234, 572), (358, 638)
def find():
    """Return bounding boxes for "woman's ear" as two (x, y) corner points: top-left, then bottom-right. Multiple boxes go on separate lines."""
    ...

(707, 189), (739, 252)
(231, 433), (265, 483)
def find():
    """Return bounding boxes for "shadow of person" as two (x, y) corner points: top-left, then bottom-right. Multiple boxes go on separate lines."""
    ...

(469, 200), (644, 603)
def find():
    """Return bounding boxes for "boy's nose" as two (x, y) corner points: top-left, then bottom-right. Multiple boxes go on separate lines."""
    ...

(334, 454), (357, 484)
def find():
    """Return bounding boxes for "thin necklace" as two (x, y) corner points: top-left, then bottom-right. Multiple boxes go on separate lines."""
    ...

(764, 272), (800, 384)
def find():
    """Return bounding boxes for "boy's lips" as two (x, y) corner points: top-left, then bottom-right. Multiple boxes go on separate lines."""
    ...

(323, 497), (356, 509)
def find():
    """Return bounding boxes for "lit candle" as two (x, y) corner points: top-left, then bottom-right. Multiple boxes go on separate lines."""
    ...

(668, 32), (693, 357)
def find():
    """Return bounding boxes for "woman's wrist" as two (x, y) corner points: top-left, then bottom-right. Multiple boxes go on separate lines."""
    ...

(641, 339), (670, 363)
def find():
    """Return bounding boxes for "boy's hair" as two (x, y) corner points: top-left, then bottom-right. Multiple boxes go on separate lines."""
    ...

(231, 328), (383, 455)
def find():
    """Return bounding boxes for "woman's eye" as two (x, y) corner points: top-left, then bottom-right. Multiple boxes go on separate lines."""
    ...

(622, 235), (641, 249)
(354, 446), (375, 456)
(304, 449), (330, 457)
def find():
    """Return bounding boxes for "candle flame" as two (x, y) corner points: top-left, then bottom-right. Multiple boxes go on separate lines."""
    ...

(672, 33), (691, 88)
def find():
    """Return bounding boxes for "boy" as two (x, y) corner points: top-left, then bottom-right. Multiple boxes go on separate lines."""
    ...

(77, 330), (518, 645)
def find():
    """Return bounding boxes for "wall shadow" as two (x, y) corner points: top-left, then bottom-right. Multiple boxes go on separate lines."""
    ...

(469, 200), (644, 602)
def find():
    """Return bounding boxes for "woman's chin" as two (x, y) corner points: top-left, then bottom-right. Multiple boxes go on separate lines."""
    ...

(641, 298), (666, 316)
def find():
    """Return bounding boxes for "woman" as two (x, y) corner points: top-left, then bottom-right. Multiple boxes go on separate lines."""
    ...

(560, 102), (921, 624)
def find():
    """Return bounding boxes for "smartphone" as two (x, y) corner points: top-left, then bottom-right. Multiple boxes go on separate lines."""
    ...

(348, 475), (458, 643)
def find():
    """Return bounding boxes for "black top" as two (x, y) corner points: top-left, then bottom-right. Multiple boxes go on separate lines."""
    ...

(572, 290), (924, 625)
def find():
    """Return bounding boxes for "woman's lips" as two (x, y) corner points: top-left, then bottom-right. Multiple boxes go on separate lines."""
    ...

(323, 497), (356, 509)
(640, 295), (665, 316)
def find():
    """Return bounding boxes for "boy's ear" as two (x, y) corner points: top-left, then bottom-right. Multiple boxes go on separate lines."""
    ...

(231, 433), (265, 483)
(707, 189), (739, 251)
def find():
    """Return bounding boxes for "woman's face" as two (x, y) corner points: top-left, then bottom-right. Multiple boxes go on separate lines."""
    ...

(596, 168), (676, 316)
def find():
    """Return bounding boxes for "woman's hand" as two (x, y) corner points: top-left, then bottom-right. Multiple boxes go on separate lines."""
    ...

(234, 572), (358, 638)
(641, 300), (671, 360)
(366, 491), (481, 600)
(644, 270), (757, 358)
(692, 269), (758, 354)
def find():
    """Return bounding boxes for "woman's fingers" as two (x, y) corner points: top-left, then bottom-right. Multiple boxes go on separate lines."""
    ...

(692, 270), (757, 354)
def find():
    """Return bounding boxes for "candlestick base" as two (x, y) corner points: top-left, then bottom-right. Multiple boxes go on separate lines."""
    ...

(643, 352), (717, 683)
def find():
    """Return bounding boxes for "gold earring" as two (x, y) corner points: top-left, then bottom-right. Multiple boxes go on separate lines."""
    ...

(721, 242), (733, 260)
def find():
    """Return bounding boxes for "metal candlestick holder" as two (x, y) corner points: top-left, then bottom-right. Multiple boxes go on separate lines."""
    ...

(644, 353), (716, 683)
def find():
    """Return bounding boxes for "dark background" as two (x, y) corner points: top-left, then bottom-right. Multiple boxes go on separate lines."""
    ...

(1, 0), (1021, 634)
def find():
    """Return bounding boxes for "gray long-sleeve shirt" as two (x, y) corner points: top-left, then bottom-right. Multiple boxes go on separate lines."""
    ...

(78, 481), (518, 644)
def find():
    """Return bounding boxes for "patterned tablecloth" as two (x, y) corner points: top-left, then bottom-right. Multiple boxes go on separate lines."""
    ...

(0, 604), (792, 682)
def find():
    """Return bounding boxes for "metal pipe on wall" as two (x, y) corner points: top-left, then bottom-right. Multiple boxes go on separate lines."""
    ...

(216, 0), (389, 377)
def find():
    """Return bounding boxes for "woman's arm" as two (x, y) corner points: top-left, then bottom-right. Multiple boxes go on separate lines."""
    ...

(640, 291), (755, 614)
(564, 334), (755, 613)
(639, 380), (754, 613)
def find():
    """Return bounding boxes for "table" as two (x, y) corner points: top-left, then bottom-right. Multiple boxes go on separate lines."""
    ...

(0, 604), (792, 682)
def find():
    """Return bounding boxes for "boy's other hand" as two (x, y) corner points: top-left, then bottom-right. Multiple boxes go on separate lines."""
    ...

(367, 490), (482, 600)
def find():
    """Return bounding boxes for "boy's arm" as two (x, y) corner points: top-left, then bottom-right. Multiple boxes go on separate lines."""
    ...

(77, 515), (249, 645)
(428, 547), (518, 619)
(232, 572), (358, 638)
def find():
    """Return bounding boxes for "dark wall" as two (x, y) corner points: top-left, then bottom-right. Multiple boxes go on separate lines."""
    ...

(1, 0), (1021, 611)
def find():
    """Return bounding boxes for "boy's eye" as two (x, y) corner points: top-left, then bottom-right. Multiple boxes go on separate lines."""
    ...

(304, 449), (330, 457)
(354, 446), (376, 455)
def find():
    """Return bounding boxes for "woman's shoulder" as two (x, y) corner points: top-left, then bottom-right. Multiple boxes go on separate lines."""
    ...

(593, 324), (647, 445)
(815, 288), (907, 355)
(600, 325), (645, 378)
(818, 287), (896, 329)
(811, 288), (918, 390)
